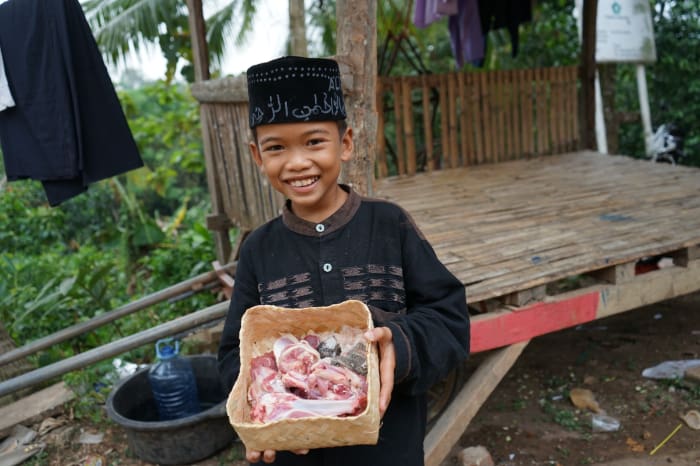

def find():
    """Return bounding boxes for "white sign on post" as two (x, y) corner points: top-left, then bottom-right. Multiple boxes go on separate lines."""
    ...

(575, 0), (657, 155)
(595, 0), (657, 63)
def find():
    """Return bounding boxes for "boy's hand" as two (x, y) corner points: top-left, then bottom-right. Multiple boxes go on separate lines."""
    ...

(246, 448), (309, 464)
(364, 327), (395, 417)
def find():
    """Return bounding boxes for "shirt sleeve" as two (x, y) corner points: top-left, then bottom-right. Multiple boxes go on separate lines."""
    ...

(385, 209), (470, 396)
(217, 241), (261, 393)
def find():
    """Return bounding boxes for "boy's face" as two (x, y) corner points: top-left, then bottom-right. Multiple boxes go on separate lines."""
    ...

(250, 121), (353, 222)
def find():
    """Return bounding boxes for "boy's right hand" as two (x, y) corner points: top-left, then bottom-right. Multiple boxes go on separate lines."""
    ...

(246, 448), (309, 464)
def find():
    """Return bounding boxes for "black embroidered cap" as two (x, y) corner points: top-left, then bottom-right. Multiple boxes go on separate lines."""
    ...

(246, 56), (346, 129)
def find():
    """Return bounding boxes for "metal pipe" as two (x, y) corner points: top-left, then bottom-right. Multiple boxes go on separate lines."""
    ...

(0, 300), (230, 398)
(0, 262), (236, 367)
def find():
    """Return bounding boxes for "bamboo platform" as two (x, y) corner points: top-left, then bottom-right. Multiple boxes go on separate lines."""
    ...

(374, 151), (700, 466)
(376, 150), (700, 307)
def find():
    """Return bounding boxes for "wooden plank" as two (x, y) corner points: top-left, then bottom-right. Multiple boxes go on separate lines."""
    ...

(480, 72), (493, 163)
(0, 382), (75, 438)
(448, 72), (459, 168)
(463, 259), (700, 355)
(458, 71), (468, 167)
(670, 245), (700, 267)
(402, 77), (417, 175)
(424, 342), (529, 466)
(568, 66), (580, 150)
(376, 79), (388, 178)
(465, 258), (700, 355)
(502, 285), (547, 306)
(421, 75), (434, 172)
(470, 291), (600, 352)
(589, 259), (700, 319)
(557, 67), (569, 152)
(548, 67), (559, 152)
(439, 74), (449, 169)
(472, 72), (484, 164)
(589, 261), (636, 284)
(535, 68), (550, 154)
(392, 79), (405, 175)
(496, 70), (507, 162)
(508, 70), (521, 159)
(521, 68), (534, 157)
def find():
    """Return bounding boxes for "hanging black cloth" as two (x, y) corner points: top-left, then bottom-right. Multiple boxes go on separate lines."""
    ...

(0, 0), (143, 206)
(478, 0), (532, 59)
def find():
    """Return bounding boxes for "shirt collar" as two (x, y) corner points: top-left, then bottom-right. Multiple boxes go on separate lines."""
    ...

(282, 184), (361, 236)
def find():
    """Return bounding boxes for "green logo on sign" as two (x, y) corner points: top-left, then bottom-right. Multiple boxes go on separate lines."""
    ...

(612, 1), (621, 14)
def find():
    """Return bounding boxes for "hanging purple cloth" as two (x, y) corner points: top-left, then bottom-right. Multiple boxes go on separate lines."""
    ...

(448, 0), (484, 67)
(414, 0), (458, 28)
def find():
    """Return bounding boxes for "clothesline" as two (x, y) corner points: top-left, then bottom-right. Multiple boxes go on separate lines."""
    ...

(413, 0), (532, 68)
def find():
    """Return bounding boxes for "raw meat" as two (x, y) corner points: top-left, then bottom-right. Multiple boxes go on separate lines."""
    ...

(248, 329), (369, 423)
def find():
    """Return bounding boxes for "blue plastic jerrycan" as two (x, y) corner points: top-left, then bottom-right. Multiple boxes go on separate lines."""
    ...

(148, 338), (201, 421)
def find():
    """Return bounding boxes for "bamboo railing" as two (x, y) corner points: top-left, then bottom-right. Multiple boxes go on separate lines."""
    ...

(376, 66), (580, 178)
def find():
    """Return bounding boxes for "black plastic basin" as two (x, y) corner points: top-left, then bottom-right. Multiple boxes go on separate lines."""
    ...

(106, 355), (235, 465)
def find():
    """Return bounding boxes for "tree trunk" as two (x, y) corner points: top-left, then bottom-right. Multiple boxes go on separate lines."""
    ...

(289, 0), (308, 56)
(336, 0), (377, 196)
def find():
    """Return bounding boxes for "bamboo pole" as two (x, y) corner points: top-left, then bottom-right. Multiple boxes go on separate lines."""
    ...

(421, 75), (434, 171)
(0, 301), (230, 398)
(0, 263), (236, 367)
(403, 77), (417, 175)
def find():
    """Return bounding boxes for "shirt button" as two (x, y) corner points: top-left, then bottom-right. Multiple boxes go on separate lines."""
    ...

(322, 263), (332, 272)
(315, 224), (325, 233)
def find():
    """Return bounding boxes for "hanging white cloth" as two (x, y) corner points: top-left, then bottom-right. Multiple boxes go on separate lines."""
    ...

(0, 45), (15, 111)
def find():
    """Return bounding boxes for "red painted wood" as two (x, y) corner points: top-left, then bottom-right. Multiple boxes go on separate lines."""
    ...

(469, 291), (600, 353)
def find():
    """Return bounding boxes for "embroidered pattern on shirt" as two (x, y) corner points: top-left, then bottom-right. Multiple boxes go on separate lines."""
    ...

(341, 265), (406, 306)
(258, 273), (316, 308)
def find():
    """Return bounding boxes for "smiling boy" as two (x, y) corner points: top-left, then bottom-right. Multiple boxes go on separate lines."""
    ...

(218, 56), (470, 466)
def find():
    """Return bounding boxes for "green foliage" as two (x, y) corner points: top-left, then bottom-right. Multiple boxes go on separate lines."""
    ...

(497, 0), (580, 69)
(540, 399), (585, 431)
(63, 360), (116, 424)
(0, 82), (218, 371)
(119, 82), (207, 205)
(646, 0), (700, 165)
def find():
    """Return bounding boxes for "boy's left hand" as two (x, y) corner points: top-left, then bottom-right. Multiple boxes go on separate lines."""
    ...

(364, 327), (395, 417)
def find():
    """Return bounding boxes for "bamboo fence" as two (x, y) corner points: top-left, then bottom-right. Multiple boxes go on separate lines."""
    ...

(376, 66), (580, 177)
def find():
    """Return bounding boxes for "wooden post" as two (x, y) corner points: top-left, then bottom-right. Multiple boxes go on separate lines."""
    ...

(424, 342), (529, 466)
(580, 0), (598, 150)
(336, 0), (377, 196)
(186, 0), (231, 262)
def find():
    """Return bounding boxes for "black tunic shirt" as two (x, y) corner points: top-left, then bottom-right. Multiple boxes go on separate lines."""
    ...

(217, 186), (470, 465)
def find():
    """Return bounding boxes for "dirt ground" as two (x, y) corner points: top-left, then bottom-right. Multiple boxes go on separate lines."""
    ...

(22, 292), (700, 466)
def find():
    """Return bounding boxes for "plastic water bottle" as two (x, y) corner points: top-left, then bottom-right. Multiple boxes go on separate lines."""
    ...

(148, 338), (201, 421)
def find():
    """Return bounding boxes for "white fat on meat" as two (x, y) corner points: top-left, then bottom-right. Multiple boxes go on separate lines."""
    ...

(273, 334), (321, 376)
(251, 392), (362, 422)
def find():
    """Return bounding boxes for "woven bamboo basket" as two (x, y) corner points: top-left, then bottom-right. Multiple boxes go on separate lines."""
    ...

(226, 300), (381, 452)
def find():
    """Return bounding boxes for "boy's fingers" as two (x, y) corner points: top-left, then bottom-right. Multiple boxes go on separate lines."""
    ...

(263, 449), (276, 463)
(248, 448), (306, 462)
(378, 341), (395, 416)
(365, 326), (396, 416)
(245, 449), (261, 463)
(364, 326), (392, 343)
